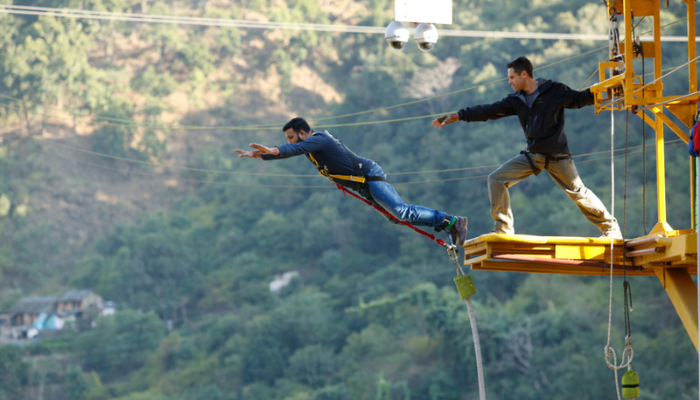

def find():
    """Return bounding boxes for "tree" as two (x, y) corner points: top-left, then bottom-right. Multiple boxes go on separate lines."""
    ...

(139, 2), (187, 58)
(114, 231), (203, 316)
(91, 100), (135, 158)
(0, 15), (97, 131)
(0, 346), (28, 399)
(74, 310), (166, 376)
(64, 365), (90, 400)
(287, 345), (336, 388)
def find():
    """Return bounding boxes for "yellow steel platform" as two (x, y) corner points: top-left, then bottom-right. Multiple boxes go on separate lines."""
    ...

(462, 233), (698, 276)
(461, 232), (698, 350)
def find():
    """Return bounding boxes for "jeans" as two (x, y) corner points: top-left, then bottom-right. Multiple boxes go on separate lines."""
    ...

(488, 152), (618, 234)
(357, 162), (448, 229)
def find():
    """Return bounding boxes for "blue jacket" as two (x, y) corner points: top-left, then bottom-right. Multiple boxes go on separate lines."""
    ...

(457, 78), (594, 154)
(262, 130), (374, 177)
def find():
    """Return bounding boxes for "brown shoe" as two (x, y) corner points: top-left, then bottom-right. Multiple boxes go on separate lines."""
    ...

(450, 216), (468, 246)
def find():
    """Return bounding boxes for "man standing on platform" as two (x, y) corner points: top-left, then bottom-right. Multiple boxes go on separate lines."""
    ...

(433, 56), (621, 238)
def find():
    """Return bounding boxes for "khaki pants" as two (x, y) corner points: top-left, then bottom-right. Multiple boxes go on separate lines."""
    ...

(488, 152), (618, 235)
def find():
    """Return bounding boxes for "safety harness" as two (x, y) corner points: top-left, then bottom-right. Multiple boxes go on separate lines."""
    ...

(519, 149), (571, 175)
(334, 183), (450, 249)
(305, 131), (386, 193)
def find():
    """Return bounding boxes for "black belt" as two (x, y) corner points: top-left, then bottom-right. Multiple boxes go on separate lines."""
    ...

(520, 150), (571, 175)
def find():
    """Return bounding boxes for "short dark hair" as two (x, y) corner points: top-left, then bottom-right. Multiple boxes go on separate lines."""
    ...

(282, 117), (311, 134)
(506, 56), (533, 78)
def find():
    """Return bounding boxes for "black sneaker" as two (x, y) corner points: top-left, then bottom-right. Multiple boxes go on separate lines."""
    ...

(450, 216), (468, 246)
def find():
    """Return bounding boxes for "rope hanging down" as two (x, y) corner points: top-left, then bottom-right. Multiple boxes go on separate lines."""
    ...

(622, 111), (634, 345)
(448, 238), (486, 400)
(603, 109), (634, 400)
(334, 184), (448, 248)
(336, 179), (487, 400)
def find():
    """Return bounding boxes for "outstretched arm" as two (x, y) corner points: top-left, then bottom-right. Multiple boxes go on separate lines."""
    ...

(432, 98), (516, 129)
(560, 85), (595, 109)
(235, 143), (280, 159)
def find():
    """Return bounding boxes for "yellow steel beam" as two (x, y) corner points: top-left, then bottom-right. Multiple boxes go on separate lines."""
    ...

(591, 74), (624, 94)
(666, 102), (698, 128)
(598, 62), (618, 85)
(636, 109), (656, 129)
(623, 0), (634, 101)
(654, 267), (699, 351)
(628, 232), (697, 266)
(686, 0), (697, 94)
(555, 244), (607, 261)
(629, 0), (654, 17)
(652, 0), (662, 92)
(472, 259), (654, 276)
(648, 0), (668, 231)
(657, 110), (690, 143)
(655, 113), (668, 227)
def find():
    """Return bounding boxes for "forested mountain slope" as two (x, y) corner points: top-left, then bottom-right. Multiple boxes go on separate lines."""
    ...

(0, 0), (696, 399)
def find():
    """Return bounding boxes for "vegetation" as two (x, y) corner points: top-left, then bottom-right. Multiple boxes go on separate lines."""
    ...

(0, 0), (696, 399)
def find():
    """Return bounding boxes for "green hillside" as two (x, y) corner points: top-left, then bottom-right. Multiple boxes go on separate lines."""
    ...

(0, 0), (697, 399)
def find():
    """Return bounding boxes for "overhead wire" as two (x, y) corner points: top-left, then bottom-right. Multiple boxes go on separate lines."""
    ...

(46, 150), (331, 189)
(0, 48), (610, 132)
(1, 10), (693, 132)
(45, 141), (321, 177)
(637, 91), (700, 112)
(9, 45), (690, 186)
(308, 46), (609, 125)
(6, 4), (698, 368)
(0, 4), (689, 41)
(47, 138), (685, 189)
(0, 10), (694, 133)
(6, 48), (693, 133)
(42, 137), (682, 181)
(5, 2), (697, 191)
(632, 54), (700, 95)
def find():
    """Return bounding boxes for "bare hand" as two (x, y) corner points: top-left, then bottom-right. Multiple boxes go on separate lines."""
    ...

(235, 143), (279, 158)
(234, 148), (260, 158)
(431, 113), (459, 129)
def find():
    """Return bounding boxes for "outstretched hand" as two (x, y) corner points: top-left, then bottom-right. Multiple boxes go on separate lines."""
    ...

(431, 113), (459, 129)
(235, 143), (279, 158)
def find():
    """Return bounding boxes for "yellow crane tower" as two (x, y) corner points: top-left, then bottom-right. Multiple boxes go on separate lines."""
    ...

(461, 0), (699, 351)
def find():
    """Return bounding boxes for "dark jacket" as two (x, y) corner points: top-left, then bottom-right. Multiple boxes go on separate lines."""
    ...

(262, 130), (374, 178)
(457, 78), (594, 154)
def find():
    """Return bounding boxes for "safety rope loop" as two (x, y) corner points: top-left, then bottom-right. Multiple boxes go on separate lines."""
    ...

(334, 184), (449, 249)
(444, 231), (465, 276)
(604, 343), (634, 400)
(605, 347), (622, 400)
(604, 345), (615, 369)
